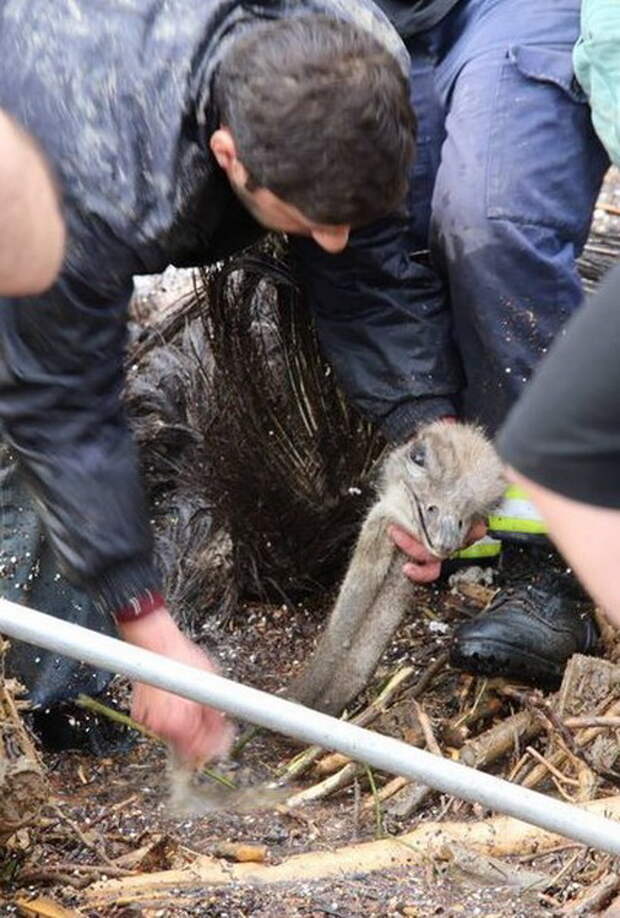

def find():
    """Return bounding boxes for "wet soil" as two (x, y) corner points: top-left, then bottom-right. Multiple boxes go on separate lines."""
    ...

(1, 572), (611, 917)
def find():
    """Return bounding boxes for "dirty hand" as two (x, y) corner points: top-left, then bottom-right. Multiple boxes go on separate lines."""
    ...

(389, 519), (488, 584)
(118, 605), (234, 767)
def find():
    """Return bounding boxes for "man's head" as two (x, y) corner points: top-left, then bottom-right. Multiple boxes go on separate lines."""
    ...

(211, 15), (415, 252)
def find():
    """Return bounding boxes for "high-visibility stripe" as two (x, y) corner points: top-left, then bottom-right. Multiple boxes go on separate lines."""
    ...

(487, 487), (549, 536)
(452, 536), (502, 560)
(488, 515), (548, 534)
(504, 484), (530, 500)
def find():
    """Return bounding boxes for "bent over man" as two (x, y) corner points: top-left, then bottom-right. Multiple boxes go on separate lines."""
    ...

(0, 0), (424, 763)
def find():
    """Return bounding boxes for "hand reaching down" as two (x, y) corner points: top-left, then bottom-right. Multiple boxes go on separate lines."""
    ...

(118, 605), (235, 767)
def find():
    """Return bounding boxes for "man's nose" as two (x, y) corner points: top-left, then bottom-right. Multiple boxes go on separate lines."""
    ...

(311, 226), (350, 253)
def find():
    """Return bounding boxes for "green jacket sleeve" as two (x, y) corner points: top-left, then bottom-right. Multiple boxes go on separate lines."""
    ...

(573, 0), (620, 165)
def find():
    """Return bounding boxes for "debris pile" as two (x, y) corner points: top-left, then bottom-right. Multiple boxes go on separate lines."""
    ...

(579, 166), (620, 292)
(0, 640), (48, 845)
(6, 583), (620, 914)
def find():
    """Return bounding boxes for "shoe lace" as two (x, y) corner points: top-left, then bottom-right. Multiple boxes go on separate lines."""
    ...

(487, 584), (538, 615)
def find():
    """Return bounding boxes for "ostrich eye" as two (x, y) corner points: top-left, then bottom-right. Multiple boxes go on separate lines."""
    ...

(410, 444), (426, 467)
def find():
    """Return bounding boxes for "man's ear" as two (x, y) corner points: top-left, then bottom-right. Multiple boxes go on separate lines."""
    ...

(209, 128), (248, 185)
(209, 128), (236, 170)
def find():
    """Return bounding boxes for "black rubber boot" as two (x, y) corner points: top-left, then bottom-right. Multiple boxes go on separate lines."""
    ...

(449, 569), (600, 690)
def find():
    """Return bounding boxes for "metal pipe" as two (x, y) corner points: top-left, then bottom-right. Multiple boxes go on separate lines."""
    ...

(1, 597), (619, 854)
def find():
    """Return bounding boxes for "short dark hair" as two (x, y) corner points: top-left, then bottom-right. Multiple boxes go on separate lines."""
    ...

(214, 15), (415, 226)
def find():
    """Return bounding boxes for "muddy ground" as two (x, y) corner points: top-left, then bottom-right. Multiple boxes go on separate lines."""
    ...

(1, 570), (618, 917)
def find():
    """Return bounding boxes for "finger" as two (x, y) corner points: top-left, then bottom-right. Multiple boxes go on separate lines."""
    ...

(130, 686), (147, 725)
(389, 525), (437, 563)
(403, 560), (441, 583)
(162, 712), (201, 763)
(197, 716), (235, 765)
(187, 712), (228, 763)
(465, 519), (488, 546)
(167, 705), (233, 767)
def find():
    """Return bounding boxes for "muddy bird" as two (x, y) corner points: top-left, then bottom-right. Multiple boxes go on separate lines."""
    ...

(288, 420), (506, 716)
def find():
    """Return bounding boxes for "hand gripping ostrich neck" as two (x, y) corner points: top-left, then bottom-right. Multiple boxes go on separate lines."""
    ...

(289, 421), (506, 716)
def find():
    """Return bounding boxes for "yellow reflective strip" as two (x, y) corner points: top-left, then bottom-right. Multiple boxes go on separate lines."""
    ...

(488, 515), (548, 534)
(452, 541), (502, 559)
(504, 484), (530, 500)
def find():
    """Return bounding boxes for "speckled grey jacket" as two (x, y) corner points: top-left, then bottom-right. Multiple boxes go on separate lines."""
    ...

(0, 0), (460, 616)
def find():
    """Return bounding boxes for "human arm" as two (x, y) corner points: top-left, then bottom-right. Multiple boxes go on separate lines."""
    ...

(504, 472), (620, 628)
(0, 111), (65, 295)
(0, 275), (232, 763)
(290, 214), (461, 443)
(496, 262), (620, 626)
(291, 215), (464, 582)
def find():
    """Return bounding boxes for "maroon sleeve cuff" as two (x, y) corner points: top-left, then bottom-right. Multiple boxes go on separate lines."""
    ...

(113, 589), (166, 623)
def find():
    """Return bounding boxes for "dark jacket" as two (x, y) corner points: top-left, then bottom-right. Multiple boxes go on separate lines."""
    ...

(373, 0), (461, 36)
(0, 0), (460, 616)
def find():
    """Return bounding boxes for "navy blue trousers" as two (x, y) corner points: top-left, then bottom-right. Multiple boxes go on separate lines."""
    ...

(406, 0), (609, 433)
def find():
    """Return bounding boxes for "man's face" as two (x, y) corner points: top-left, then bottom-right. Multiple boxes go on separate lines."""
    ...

(232, 180), (351, 253)
(210, 128), (351, 254)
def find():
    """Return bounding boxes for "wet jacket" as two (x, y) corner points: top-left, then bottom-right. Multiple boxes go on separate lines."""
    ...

(375, 0), (461, 36)
(0, 0), (460, 616)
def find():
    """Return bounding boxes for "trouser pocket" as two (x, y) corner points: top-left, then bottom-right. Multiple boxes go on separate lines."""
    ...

(486, 44), (606, 238)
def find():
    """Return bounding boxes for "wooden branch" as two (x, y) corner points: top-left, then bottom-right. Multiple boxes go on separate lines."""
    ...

(313, 752), (351, 776)
(385, 781), (433, 818)
(282, 655), (448, 786)
(13, 896), (81, 917)
(459, 707), (543, 769)
(0, 668), (48, 841)
(564, 716), (620, 729)
(285, 762), (362, 807)
(85, 796), (620, 907)
(524, 747), (580, 787)
(503, 687), (615, 785)
(279, 664), (416, 782)
(519, 698), (620, 790)
(362, 775), (408, 809)
(442, 692), (503, 748)
(211, 842), (267, 863)
(564, 872), (620, 916)
(412, 700), (441, 756)
(370, 700), (443, 818)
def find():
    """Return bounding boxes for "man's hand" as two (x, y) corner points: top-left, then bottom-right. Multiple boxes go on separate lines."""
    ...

(389, 519), (488, 583)
(118, 606), (234, 767)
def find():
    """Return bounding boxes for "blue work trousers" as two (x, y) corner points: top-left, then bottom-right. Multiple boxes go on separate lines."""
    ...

(406, 0), (609, 433)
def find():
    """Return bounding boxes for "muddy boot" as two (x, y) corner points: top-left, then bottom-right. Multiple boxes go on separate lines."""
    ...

(449, 567), (600, 690)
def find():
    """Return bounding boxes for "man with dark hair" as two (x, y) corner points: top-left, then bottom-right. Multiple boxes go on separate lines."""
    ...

(0, 1), (425, 764)
(213, 17), (414, 229)
(368, 0), (610, 688)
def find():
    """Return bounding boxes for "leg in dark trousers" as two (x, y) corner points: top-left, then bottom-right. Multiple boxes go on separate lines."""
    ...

(403, 0), (609, 685)
(0, 444), (123, 750)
